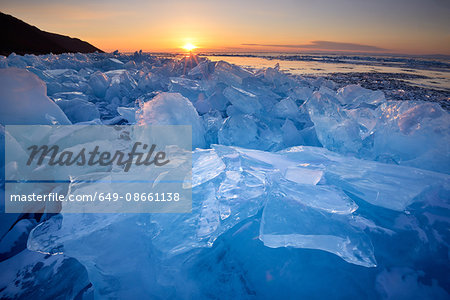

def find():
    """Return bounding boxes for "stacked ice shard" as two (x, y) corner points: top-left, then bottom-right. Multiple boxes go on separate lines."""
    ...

(0, 52), (449, 299)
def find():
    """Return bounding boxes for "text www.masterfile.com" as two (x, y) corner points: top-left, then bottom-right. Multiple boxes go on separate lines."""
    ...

(9, 192), (182, 202)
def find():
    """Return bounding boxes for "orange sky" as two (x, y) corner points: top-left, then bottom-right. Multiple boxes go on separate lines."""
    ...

(2, 0), (450, 55)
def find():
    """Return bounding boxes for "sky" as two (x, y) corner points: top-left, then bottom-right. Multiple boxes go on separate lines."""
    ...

(1, 0), (450, 54)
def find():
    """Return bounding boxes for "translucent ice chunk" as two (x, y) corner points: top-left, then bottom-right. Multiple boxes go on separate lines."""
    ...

(0, 68), (71, 125)
(218, 115), (258, 148)
(346, 107), (378, 139)
(206, 90), (229, 112)
(272, 97), (299, 119)
(325, 155), (450, 211)
(56, 98), (100, 123)
(104, 70), (137, 103)
(281, 119), (304, 148)
(337, 84), (373, 105)
(374, 101), (450, 173)
(213, 60), (252, 86)
(216, 170), (266, 221)
(306, 91), (362, 155)
(337, 84), (385, 108)
(279, 145), (450, 211)
(117, 106), (136, 123)
(138, 92), (206, 148)
(260, 180), (376, 267)
(191, 149), (226, 188)
(187, 60), (215, 80)
(223, 86), (262, 114)
(283, 166), (323, 185)
(202, 111), (223, 146)
(169, 77), (204, 102)
(88, 71), (109, 98)
(151, 168), (265, 255)
(28, 213), (155, 299)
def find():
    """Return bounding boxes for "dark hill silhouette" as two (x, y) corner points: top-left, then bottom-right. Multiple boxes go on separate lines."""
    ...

(0, 12), (103, 56)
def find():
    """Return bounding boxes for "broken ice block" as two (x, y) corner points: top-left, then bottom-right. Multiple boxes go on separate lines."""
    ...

(259, 179), (376, 267)
(213, 60), (253, 86)
(56, 98), (100, 123)
(0, 68), (71, 125)
(138, 92), (206, 148)
(223, 86), (262, 114)
(88, 71), (109, 98)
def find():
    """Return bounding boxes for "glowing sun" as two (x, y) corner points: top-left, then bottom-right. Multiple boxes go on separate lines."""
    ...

(182, 43), (197, 52)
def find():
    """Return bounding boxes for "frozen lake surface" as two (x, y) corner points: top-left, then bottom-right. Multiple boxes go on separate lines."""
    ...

(201, 53), (450, 109)
(0, 51), (449, 299)
(203, 53), (450, 90)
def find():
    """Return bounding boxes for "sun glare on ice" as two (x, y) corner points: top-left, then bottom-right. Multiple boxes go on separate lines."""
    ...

(182, 43), (197, 52)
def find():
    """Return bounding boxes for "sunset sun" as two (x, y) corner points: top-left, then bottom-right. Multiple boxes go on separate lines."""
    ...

(182, 43), (197, 52)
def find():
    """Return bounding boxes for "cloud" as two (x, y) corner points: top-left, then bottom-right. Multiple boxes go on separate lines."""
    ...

(241, 41), (387, 52)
